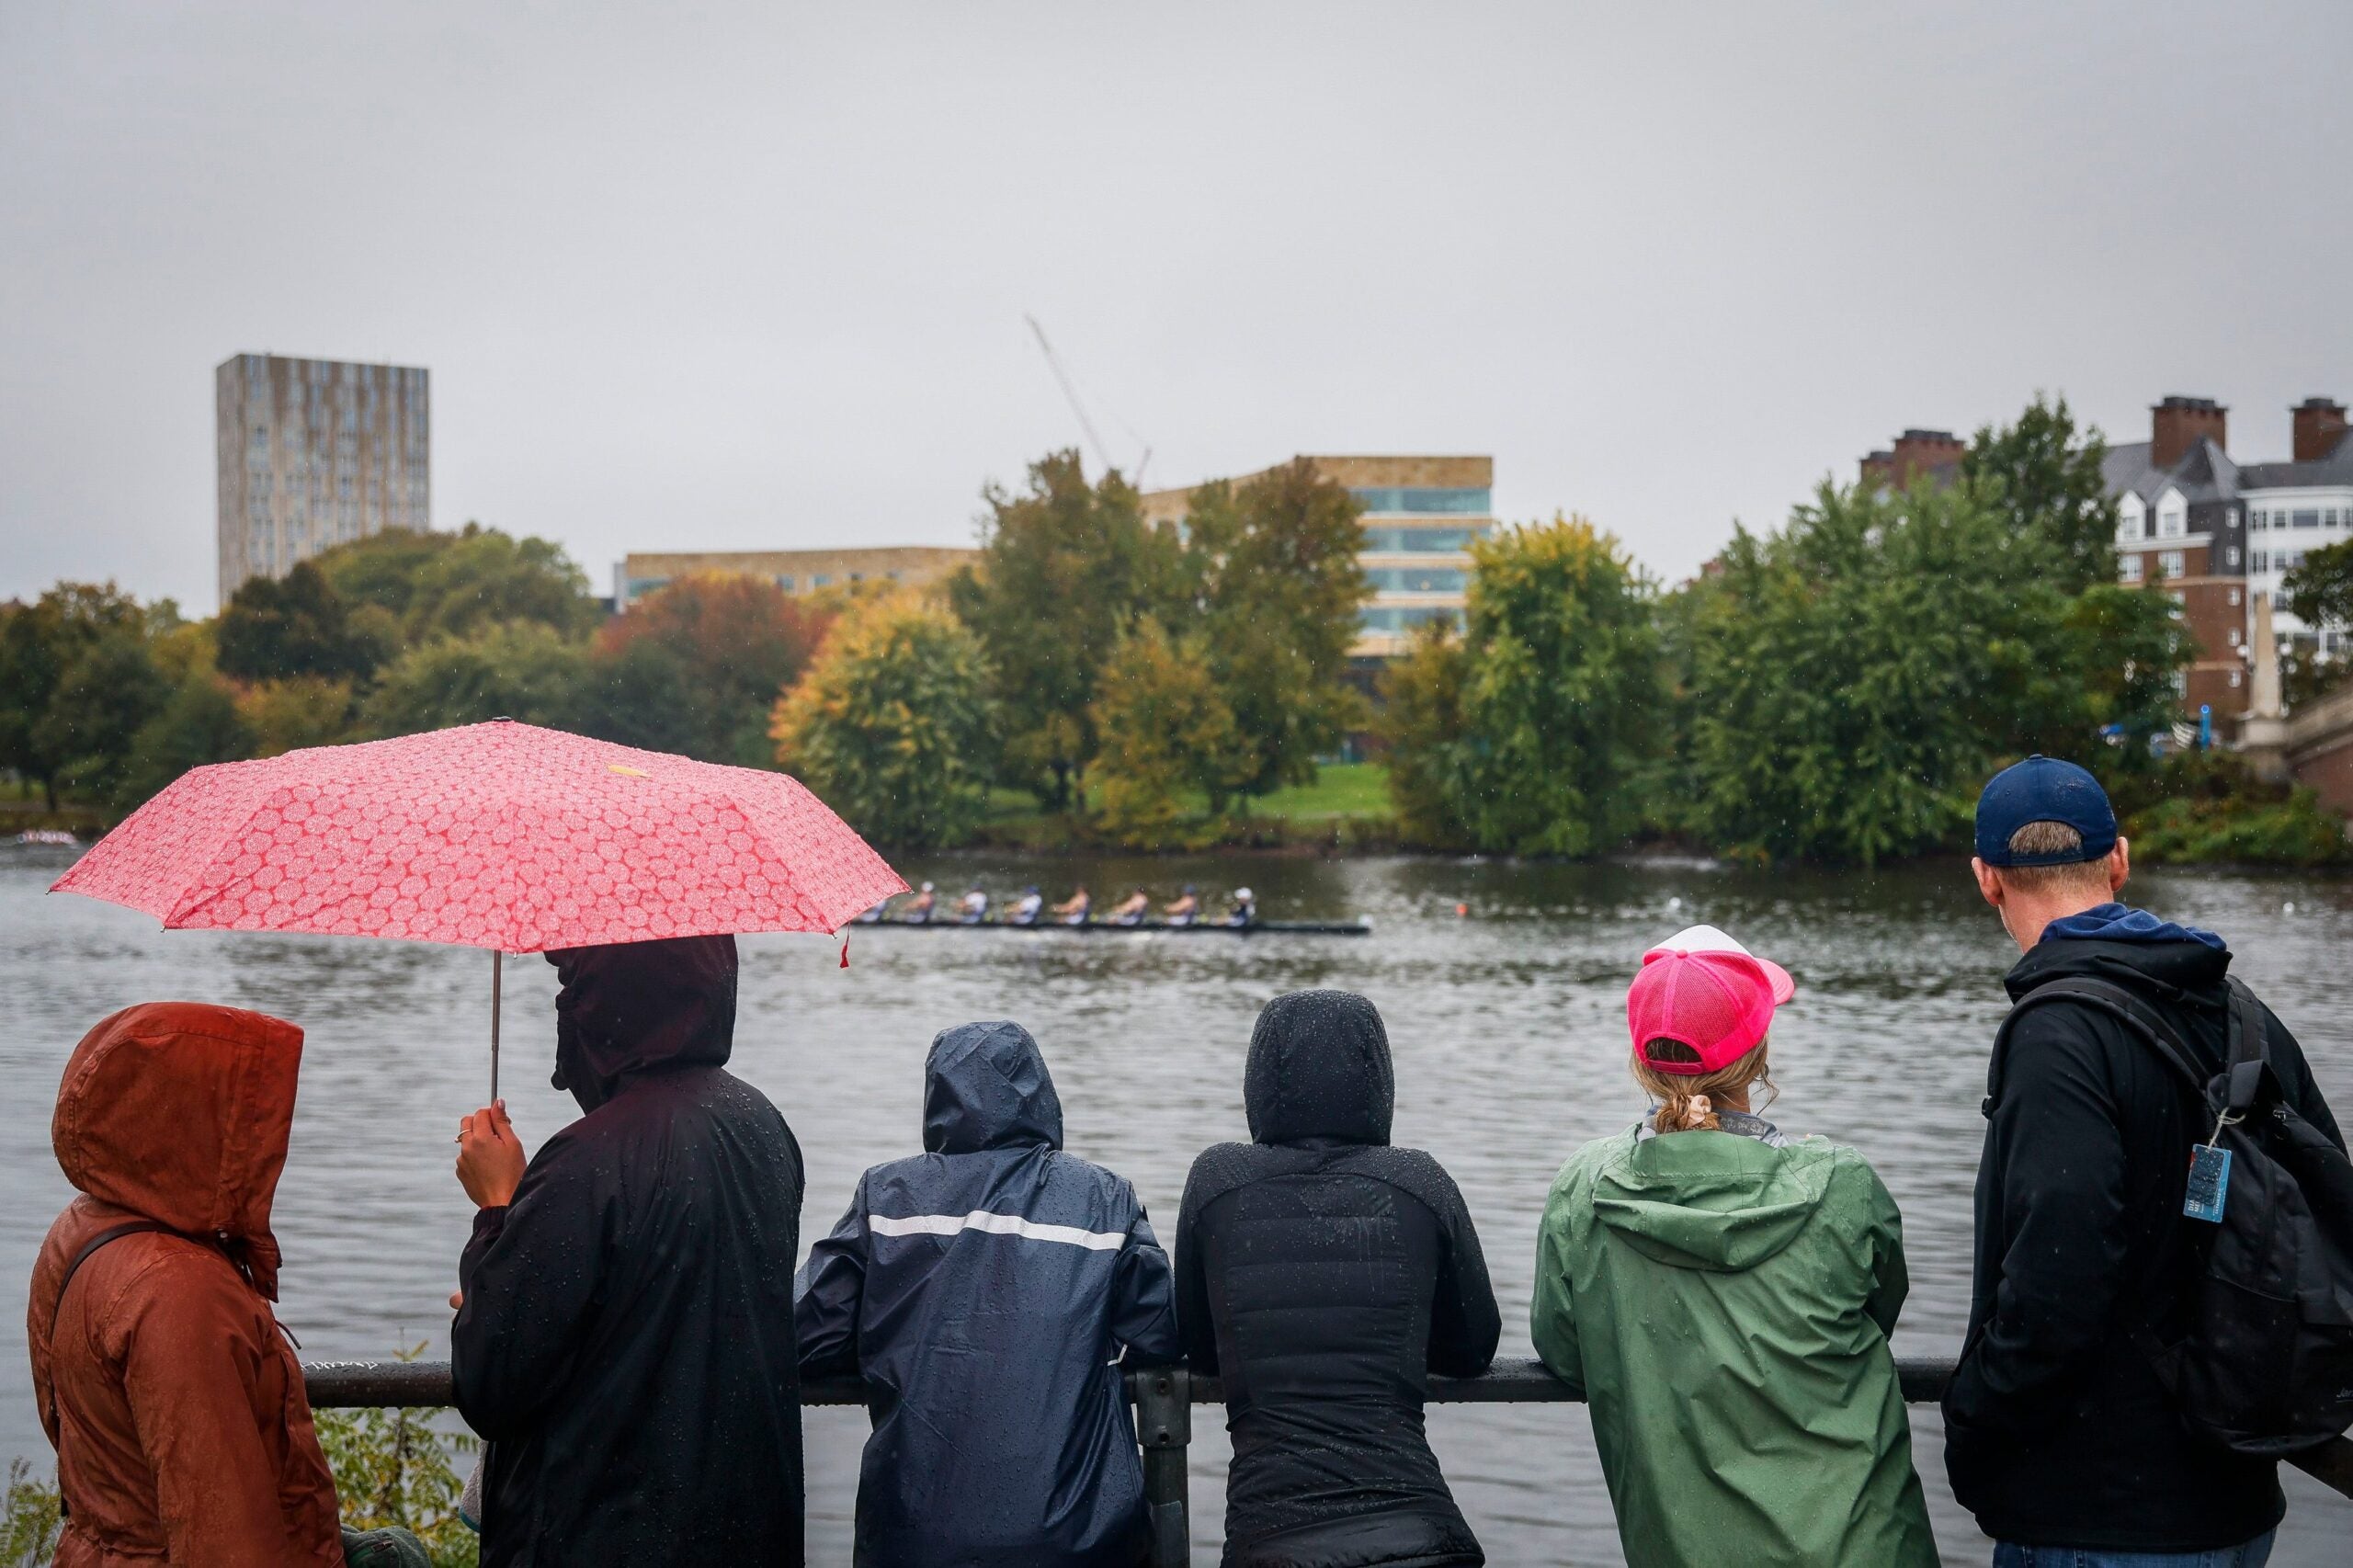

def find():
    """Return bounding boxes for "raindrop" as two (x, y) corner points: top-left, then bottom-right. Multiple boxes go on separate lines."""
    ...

(2283, 902), (2297, 915)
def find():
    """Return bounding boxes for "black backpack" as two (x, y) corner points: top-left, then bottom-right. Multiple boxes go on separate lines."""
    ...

(2004, 974), (2353, 1456)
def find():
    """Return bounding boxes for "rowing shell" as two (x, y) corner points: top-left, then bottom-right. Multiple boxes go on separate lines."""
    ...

(854, 917), (1372, 937)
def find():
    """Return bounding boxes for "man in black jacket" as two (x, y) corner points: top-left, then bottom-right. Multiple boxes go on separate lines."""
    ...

(450, 936), (805, 1566)
(1947, 756), (2344, 1566)
(795, 1020), (1179, 1567)
(1176, 989), (1499, 1568)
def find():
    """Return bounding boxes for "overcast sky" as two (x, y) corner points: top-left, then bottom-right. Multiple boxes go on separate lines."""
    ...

(4, 2), (2349, 612)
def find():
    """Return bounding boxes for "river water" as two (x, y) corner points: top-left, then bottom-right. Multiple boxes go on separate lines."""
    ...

(4, 845), (2349, 1565)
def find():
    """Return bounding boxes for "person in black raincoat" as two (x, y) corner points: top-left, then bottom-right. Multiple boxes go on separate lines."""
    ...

(1175, 990), (1500, 1568)
(795, 1020), (1179, 1568)
(449, 935), (805, 1567)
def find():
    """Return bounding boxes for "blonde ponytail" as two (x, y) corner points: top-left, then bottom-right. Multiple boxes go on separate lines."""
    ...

(1631, 1040), (1772, 1135)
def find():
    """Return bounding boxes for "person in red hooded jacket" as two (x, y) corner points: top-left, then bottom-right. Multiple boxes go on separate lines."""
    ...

(26, 1002), (421, 1568)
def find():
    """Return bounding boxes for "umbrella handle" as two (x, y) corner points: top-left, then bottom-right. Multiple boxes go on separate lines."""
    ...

(490, 949), (503, 1102)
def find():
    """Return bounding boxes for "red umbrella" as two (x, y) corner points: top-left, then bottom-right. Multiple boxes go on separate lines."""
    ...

(52, 719), (906, 1092)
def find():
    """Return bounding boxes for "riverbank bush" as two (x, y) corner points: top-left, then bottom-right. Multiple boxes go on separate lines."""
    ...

(313, 1398), (479, 1568)
(1, 1459), (60, 1567)
(2109, 750), (2353, 867)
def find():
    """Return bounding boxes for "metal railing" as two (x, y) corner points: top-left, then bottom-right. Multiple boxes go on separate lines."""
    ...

(302, 1358), (2353, 1567)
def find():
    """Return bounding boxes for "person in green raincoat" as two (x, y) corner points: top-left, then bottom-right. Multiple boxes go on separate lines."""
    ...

(1530, 926), (1938, 1568)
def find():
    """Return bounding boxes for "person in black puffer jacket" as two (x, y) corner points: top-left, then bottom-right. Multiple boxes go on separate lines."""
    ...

(1175, 990), (1499, 1568)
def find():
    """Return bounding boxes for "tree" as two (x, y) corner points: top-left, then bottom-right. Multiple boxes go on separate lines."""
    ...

(1394, 516), (1660, 857)
(948, 452), (1187, 808)
(1679, 479), (2188, 864)
(216, 561), (374, 683)
(359, 623), (592, 737)
(597, 573), (832, 765)
(771, 593), (997, 848)
(37, 632), (174, 807)
(126, 672), (255, 802)
(573, 638), (713, 756)
(238, 677), (357, 757)
(2282, 538), (2353, 706)
(1180, 459), (1373, 801)
(1376, 621), (1472, 847)
(1088, 619), (1243, 847)
(313, 523), (598, 651)
(0, 584), (149, 809)
(1961, 393), (2119, 592)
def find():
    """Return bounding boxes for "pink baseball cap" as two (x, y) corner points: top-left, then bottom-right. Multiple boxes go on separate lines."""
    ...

(1627, 925), (1796, 1075)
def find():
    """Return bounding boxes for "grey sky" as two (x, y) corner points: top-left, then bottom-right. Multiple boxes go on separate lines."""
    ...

(4, 2), (2348, 612)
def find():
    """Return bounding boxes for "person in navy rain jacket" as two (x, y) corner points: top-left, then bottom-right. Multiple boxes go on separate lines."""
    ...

(795, 1020), (1180, 1568)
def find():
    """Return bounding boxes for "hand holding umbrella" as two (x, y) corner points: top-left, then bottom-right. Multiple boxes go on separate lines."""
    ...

(456, 1099), (527, 1210)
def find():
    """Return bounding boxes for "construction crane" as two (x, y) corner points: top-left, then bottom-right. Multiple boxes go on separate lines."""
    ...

(1024, 313), (1151, 486)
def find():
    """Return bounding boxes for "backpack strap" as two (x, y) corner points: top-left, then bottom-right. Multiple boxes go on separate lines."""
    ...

(2222, 977), (2272, 1118)
(2000, 976), (2213, 1100)
(40, 1220), (174, 1517)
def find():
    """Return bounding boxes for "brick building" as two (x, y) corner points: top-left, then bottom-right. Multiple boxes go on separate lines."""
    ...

(2102, 397), (2254, 720)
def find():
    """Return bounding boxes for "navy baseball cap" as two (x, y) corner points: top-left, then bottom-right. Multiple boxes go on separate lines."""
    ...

(1974, 756), (2118, 866)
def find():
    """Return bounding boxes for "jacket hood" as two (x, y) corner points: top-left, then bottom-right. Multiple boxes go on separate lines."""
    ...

(1591, 1131), (1831, 1272)
(1245, 989), (1393, 1147)
(923, 1020), (1063, 1153)
(2039, 902), (2226, 951)
(50, 1003), (303, 1299)
(546, 935), (736, 1114)
(2004, 927), (2233, 1006)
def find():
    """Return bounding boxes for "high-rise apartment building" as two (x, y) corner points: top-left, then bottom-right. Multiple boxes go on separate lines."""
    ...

(1141, 455), (1494, 659)
(215, 353), (430, 604)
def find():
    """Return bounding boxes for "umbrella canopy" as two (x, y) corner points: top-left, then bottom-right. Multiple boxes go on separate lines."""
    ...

(52, 720), (906, 951)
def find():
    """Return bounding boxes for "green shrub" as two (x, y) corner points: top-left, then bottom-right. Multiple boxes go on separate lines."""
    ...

(313, 1396), (479, 1568)
(2127, 790), (2351, 867)
(2, 1459), (61, 1568)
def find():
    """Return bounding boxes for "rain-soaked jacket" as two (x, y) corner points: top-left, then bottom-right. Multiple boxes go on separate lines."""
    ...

(1176, 991), (1500, 1568)
(1531, 1123), (1937, 1568)
(28, 1003), (343, 1568)
(795, 1020), (1179, 1568)
(452, 936), (806, 1567)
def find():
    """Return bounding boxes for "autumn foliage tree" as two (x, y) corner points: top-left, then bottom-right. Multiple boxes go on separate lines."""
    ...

(771, 593), (996, 847)
(598, 573), (834, 765)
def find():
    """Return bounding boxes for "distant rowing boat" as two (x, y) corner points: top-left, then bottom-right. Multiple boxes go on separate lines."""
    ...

(855, 916), (1372, 937)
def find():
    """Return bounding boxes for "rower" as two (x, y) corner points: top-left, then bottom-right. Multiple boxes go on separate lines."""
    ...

(1225, 886), (1256, 927)
(958, 885), (990, 924)
(1009, 885), (1044, 926)
(1107, 887), (1151, 926)
(1164, 885), (1201, 926)
(902, 882), (937, 924)
(1052, 886), (1092, 926)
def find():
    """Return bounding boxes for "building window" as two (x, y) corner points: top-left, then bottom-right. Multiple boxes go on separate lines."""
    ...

(774, 574), (796, 590)
(1360, 525), (1489, 553)
(2251, 510), (2267, 531)
(2120, 554), (2143, 583)
(2158, 549), (2186, 579)
(813, 574), (831, 587)
(2227, 627), (2242, 647)
(1358, 605), (1465, 632)
(2158, 505), (2186, 538)
(2229, 669), (2243, 688)
(2228, 587), (2241, 606)
(1350, 487), (1492, 516)
(1363, 566), (1471, 594)
(2294, 509), (2321, 528)
(2225, 547), (2240, 567)
(2117, 499), (2145, 542)
(2253, 551), (2268, 574)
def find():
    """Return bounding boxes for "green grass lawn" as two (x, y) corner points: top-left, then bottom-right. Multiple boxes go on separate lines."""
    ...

(1243, 761), (1391, 821)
